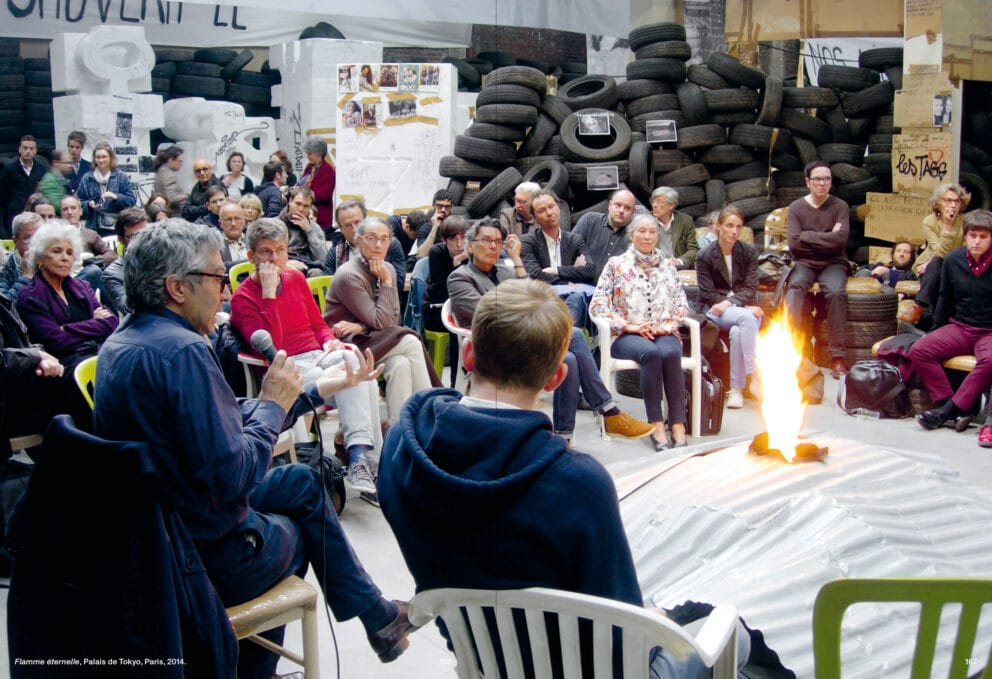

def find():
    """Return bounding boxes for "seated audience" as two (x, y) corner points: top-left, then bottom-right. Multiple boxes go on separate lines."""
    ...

(239, 193), (263, 224)
(194, 186), (226, 230)
(181, 159), (224, 223)
(24, 194), (56, 220)
(449, 218), (650, 442)
(424, 215), (469, 332)
(911, 210), (992, 434)
(0, 212), (42, 301)
(278, 186), (327, 276)
(387, 212), (425, 269)
(499, 180), (540, 236)
(101, 207), (148, 315)
(219, 202), (249, 267)
(59, 194), (116, 293)
(590, 213), (690, 450)
(377, 279), (752, 678)
(856, 240), (917, 288)
(650, 186), (700, 269)
(324, 217), (437, 419)
(572, 188), (637, 277)
(323, 200), (405, 284)
(16, 221), (118, 372)
(230, 218), (383, 493)
(696, 207), (763, 409)
(76, 142), (138, 235)
(220, 150), (254, 199)
(270, 149), (297, 188)
(299, 136), (334, 230)
(414, 190), (455, 259)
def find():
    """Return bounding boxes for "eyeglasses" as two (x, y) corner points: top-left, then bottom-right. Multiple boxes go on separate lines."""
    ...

(188, 271), (230, 290)
(808, 176), (832, 184)
(361, 235), (391, 246)
(194, 167), (211, 174)
(434, 202), (453, 211)
(474, 237), (503, 248)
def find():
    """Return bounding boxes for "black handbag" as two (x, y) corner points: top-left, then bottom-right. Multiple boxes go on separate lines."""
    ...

(837, 359), (911, 419)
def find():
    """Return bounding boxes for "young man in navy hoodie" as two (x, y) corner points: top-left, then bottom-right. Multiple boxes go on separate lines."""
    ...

(377, 279), (756, 678)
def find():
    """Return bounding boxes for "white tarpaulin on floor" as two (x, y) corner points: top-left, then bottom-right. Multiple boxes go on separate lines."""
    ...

(1, 0), (627, 47)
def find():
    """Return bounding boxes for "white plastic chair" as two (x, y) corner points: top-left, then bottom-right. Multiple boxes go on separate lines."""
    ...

(409, 587), (739, 679)
(589, 313), (702, 439)
(441, 299), (472, 393)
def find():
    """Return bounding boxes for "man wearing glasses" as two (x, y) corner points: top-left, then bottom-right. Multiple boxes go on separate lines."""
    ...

(785, 160), (851, 379)
(181, 159), (225, 223)
(276, 186), (327, 277)
(323, 199), (405, 285)
(101, 207), (148, 314)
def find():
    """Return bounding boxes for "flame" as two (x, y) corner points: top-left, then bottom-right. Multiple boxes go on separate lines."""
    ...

(755, 315), (806, 462)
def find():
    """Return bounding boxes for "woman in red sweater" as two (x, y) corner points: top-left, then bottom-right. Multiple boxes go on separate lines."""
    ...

(300, 136), (335, 232)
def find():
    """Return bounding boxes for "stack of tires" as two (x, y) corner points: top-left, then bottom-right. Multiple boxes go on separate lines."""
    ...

(0, 39), (26, 158)
(151, 48), (280, 118)
(443, 50), (583, 92)
(961, 83), (992, 211)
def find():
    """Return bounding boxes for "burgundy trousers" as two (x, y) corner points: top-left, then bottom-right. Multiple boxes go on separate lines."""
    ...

(908, 318), (992, 409)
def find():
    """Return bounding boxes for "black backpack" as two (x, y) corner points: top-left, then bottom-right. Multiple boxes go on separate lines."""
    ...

(837, 359), (911, 419)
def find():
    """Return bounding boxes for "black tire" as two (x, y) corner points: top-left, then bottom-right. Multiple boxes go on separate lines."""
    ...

(540, 96), (572, 126)
(0, 38), (18, 57)
(628, 140), (654, 201)
(0, 57), (23, 75)
(626, 58), (686, 83)
(635, 40), (692, 61)
(698, 144), (756, 165)
(959, 172), (992, 210)
(24, 86), (51, 103)
(154, 48), (194, 63)
(313, 21), (346, 39)
(220, 49), (254, 81)
(484, 65), (547, 93)
(177, 61), (223, 78)
(874, 115), (897, 135)
(617, 79), (674, 102)
(823, 106), (851, 143)
(559, 108), (632, 162)
(859, 47), (903, 70)
(23, 57), (49, 71)
(558, 62), (588, 75)
(703, 88), (759, 112)
(962, 142), (992, 168)
(629, 110), (684, 134)
(151, 77), (171, 93)
(711, 111), (758, 125)
(840, 81), (895, 117)
(672, 185), (705, 205)
(656, 163), (710, 186)
(728, 196), (775, 219)
(557, 75), (618, 111)
(151, 62), (176, 78)
(443, 58), (481, 89)
(705, 179), (726, 211)
(476, 51), (516, 69)
(24, 70), (50, 87)
(675, 124), (725, 150)
(817, 143), (866, 164)
(476, 84), (542, 108)
(726, 177), (771, 202)
(467, 167), (523, 218)
(847, 116), (875, 140)
(846, 289), (898, 321)
(439, 155), (502, 180)
(830, 163), (872, 184)
(172, 75), (226, 97)
(775, 186), (809, 206)
(624, 93), (679, 118)
(565, 161), (630, 187)
(0, 109), (25, 126)
(772, 170), (807, 187)
(677, 81), (709, 126)
(193, 48), (238, 66)
(833, 177), (880, 205)
(817, 64), (880, 91)
(464, 122), (527, 142)
(793, 137), (819, 166)
(26, 121), (53, 138)
(454, 135), (517, 165)
(446, 180), (466, 205)
(225, 82), (271, 105)
(729, 123), (793, 153)
(652, 149), (692, 172)
(714, 160), (766, 181)
(515, 155), (564, 174)
(706, 52), (765, 90)
(686, 64), (729, 90)
(475, 104), (539, 127)
(0, 126), (23, 142)
(770, 154), (802, 171)
(542, 136), (563, 157)
(883, 66), (903, 91)
(233, 71), (279, 87)
(516, 58), (551, 74)
(679, 203), (709, 218)
(629, 22), (687, 51)
(25, 102), (52, 121)
(778, 109), (832, 144)
(864, 153), (892, 176)
(756, 76), (782, 125)
(522, 159), (569, 196)
(518, 114), (558, 157)
(781, 86), (839, 108)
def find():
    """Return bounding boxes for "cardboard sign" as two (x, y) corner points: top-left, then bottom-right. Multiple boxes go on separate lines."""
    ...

(906, 0), (942, 40)
(726, 0), (902, 41)
(891, 132), (954, 195)
(864, 192), (931, 244)
(894, 72), (954, 129)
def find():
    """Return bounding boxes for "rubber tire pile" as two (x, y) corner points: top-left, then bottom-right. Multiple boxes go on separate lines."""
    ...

(444, 50), (587, 92)
(960, 84), (992, 212)
(0, 39), (56, 158)
(443, 22), (914, 259)
(151, 47), (280, 118)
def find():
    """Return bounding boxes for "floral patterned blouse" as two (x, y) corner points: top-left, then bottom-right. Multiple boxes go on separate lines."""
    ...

(590, 247), (689, 336)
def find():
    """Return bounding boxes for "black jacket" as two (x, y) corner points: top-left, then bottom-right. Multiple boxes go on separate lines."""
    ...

(696, 240), (760, 309)
(521, 228), (597, 284)
(0, 160), (47, 234)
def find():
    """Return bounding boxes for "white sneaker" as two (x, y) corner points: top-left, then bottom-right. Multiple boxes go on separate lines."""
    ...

(347, 459), (376, 494)
(727, 388), (744, 409)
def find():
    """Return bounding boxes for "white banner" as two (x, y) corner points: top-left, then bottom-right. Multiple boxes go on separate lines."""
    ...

(804, 37), (903, 87)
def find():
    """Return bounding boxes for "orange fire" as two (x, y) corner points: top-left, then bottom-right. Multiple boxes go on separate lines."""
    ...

(755, 315), (806, 462)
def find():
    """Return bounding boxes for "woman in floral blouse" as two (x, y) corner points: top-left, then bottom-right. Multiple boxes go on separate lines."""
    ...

(590, 213), (690, 450)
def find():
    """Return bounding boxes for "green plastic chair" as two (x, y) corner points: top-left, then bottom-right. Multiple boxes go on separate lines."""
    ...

(228, 260), (255, 292)
(424, 329), (449, 378)
(813, 577), (992, 678)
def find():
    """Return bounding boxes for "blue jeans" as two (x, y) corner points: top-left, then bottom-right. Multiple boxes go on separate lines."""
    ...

(611, 333), (686, 424)
(553, 327), (616, 436)
(706, 306), (761, 389)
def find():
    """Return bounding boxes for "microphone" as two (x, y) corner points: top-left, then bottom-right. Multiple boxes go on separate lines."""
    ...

(250, 329), (279, 362)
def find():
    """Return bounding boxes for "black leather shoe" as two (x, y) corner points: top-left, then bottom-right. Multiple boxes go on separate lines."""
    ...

(650, 434), (671, 452)
(916, 408), (947, 431)
(953, 414), (974, 432)
(368, 601), (417, 662)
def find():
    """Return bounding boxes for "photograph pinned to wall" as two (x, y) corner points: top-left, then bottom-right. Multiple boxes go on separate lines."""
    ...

(379, 64), (399, 90)
(933, 94), (952, 127)
(388, 98), (417, 120)
(343, 100), (363, 128)
(115, 112), (134, 141)
(586, 165), (619, 191)
(399, 64), (420, 92)
(645, 119), (678, 144)
(339, 65), (357, 93)
(359, 64), (378, 91)
(363, 101), (382, 127)
(578, 112), (610, 135)
(419, 64), (439, 89)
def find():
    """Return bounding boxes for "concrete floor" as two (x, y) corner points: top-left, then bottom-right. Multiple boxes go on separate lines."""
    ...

(3, 368), (990, 678)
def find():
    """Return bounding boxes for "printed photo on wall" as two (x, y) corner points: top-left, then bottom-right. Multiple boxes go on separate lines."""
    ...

(343, 100), (363, 128)
(399, 64), (420, 92)
(419, 64), (439, 89)
(379, 64), (399, 90)
(363, 102), (382, 127)
(359, 64), (378, 91)
(578, 112), (610, 135)
(339, 65), (356, 93)
(933, 94), (952, 127)
(645, 119), (678, 144)
(388, 98), (417, 120)
(586, 165), (619, 191)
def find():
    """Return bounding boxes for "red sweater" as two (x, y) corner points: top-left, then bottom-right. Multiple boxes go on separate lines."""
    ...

(230, 268), (333, 357)
(301, 161), (335, 228)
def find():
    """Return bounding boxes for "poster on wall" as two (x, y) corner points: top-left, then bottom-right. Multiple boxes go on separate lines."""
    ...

(335, 63), (456, 217)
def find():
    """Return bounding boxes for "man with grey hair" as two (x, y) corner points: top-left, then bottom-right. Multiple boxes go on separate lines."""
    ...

(572, 188), (638, 277)
(323, 198), (405, 284)
(324, 216), (437, 418)
(94, 220), (417, 677)
(60, 193), (117, 292)
(499, 180), (542, 236)
(0, 212), (42, 301)
(231, 218), (383, 493)
(650, 186), (700, 270)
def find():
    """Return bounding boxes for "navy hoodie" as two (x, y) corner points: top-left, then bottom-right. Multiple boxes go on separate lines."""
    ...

(377, 388), (643, 606)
